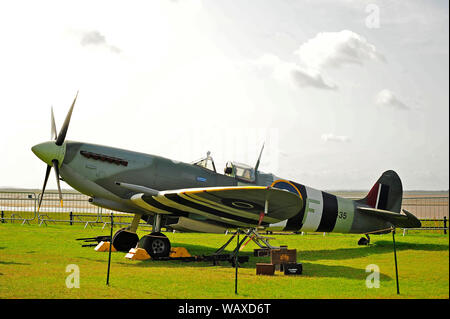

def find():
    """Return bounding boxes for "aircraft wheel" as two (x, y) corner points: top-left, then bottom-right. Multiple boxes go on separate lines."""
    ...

(358, 237), (369, 246)
(139, 232), (171, 259)
(112, 228), (139, 252)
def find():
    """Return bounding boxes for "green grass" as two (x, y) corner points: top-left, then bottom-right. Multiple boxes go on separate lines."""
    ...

(0, 223), (448, 299)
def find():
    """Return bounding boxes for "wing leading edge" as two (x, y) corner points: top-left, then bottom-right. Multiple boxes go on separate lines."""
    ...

(130, 186), (303, 227)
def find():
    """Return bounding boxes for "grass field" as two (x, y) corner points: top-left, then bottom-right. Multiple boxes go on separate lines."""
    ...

(0, 223), (448, 299)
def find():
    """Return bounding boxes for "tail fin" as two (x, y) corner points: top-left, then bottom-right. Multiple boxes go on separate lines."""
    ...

(358, 170), (403, 213)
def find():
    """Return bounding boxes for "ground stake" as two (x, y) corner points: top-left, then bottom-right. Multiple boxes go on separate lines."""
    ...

(106, 214), (113, 286)
(392, 228), (400, 294)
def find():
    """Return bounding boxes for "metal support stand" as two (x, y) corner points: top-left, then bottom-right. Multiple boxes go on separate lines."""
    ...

(215, 228), (277, 257)
(241, 228), (278, 251)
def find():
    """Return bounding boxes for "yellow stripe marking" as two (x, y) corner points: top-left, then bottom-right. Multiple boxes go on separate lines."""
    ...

(185, 186), (267, 194)
(270, 179), (303, 202)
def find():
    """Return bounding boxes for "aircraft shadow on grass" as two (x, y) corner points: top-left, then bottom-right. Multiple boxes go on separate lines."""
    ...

(110, 242), (394, 281)
(75, 240), (446, 281)
(108, 242), (377, 279)
(298, 240), (448, 262)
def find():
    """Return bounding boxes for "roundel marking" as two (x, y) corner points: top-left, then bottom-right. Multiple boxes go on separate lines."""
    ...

(231, 201), (254, 209)
(270, 179), (303, 201)
(220, 198), (264, 212)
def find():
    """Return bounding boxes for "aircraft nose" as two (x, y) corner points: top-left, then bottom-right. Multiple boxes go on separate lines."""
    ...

(31, 141), (66, 166)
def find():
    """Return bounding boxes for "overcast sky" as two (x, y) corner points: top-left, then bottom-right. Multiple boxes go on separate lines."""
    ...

(0, 0), (448, 191)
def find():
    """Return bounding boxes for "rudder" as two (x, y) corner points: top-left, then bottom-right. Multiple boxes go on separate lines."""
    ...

(358, 170), (403, 213)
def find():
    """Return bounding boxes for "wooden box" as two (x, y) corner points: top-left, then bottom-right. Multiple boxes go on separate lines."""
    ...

(256, 263), (275, 275)
(270, 249), (297, 266)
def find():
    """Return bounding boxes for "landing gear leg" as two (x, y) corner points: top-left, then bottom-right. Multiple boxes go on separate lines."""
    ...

(153, 213), (162, 233)
(139, 214), (171, 259)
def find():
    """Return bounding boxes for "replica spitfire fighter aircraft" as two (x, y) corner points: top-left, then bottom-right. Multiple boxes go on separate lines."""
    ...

(32, 93), (421, 258)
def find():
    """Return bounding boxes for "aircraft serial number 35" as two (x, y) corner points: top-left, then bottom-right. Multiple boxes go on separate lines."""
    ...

(338, 212), (347, 219)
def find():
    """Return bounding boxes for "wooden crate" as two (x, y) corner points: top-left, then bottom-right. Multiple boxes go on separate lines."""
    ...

(256, 263), (275, 275)
(271, 248), (297, 265)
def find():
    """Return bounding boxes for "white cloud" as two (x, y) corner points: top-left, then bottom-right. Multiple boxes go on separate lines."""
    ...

(375, 89), (411, 110)
(291, 68), (337, 90)
(254, 53), (337, 90)
(294, 30), (384, 70)
(321, 133), (350, 143)
(253, 30), (382, 90)
(79, 30), (121, 54)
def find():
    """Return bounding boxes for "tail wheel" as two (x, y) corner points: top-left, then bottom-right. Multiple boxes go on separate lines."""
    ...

(139, 232), (171, 259)
(112, 228), (139, 252)
(358, 236), (370, 246)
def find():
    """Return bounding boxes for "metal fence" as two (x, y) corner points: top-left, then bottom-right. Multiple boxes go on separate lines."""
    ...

(0, 191), (448, 232)
(0, 191), (151, 229)
(401, 196), (448, 220)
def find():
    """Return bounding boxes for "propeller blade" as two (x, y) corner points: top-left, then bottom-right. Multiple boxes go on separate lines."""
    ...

(52, 159), (63, 207)
(38, 165), (52, 212)
(51, 106), (58, 140)
(55, 91), (78, 146)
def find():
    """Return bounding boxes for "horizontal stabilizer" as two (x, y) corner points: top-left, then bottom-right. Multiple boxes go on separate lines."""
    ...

(357, 206), (421, 228)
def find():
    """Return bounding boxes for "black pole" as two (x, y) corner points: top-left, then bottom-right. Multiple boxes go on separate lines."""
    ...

(235, 229), (239, 295)
(392, 228), (400, 295)
(444, 216), (447, 235)
(69, 211), (73, 226)
(106, 214), (113, 286)
(1, 211), (4, 223)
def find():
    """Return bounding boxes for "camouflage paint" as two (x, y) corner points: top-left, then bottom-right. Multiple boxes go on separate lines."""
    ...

(37, 140), (413, 234)
(332, 196), (356, 233)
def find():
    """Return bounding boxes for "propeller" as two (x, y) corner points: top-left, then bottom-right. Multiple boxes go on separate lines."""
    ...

(51, 106), (58, 140)
(36, 91), (78, 211)
(56, 91), (78, 146)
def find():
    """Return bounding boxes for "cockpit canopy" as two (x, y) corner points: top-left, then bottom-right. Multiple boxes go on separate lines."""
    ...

(192, 152), (256, 183)
(224, 161), (256, 182)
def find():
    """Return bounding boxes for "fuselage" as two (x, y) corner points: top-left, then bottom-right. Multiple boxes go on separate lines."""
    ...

(36, 140), (390, 234)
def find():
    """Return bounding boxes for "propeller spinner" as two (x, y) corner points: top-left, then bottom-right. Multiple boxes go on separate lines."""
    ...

(31, 92), (78, 211)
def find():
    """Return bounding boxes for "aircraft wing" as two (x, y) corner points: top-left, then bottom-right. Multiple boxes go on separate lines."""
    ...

(130, 186), (303, 227)
(357, 206), (421, 228)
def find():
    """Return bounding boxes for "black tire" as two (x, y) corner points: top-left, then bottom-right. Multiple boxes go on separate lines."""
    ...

(139, 232), (171, 259)
(358, 237), (369, 246)
(112, 228), (139, 252)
